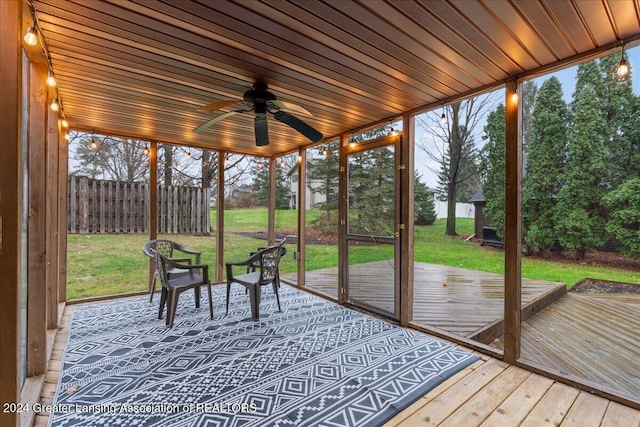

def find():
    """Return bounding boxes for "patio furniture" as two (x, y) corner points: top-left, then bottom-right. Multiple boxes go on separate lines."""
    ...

(154, 250), (213, 328)
(226, 245), (287, 321)
(247, 238), (287, 288)
(142, 239), (200, 302)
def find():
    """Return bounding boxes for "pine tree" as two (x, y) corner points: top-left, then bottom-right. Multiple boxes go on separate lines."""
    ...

(603, 177), (640, 259)
(414, 172), (436, 225)
(307, 140), (340, 215)
(555, 82), (608, 259)
(523, 77), (569, 253)
(479, 104), (506, 236)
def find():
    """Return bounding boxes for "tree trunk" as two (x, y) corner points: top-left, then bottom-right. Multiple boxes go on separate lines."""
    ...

(163, 144), (173, 186)
(446, 181), (458, 236)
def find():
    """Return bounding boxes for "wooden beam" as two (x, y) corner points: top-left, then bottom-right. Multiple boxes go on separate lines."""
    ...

(296, 149), (306, 288)
(216, 150), (225, 283)
(45, 88), (59, 329)
(338, 134), (348, 305)
(268, 157), (276, 245)
(148, 141), (158, 289)
(399, 116), (415, 327)
(504, 79), (522, 364)
(57, 121), (69, 302)
(0, 1), (22, 425)
(27, 62), (47, 376)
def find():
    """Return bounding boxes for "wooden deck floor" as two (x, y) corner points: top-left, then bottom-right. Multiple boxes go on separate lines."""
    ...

(497, 292), (640, 398)
(283, 261), (565, 339)
(37, 304), (640, 427)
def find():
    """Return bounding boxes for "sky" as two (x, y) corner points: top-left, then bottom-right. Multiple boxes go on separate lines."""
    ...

(415, 45), (640, 189)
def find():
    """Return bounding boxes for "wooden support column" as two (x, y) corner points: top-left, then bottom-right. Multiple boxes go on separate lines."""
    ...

(27, 62), (47, 376)
(268, 157), (276, 245)
(148, 141), (158, 289)
(58, 123), (68, 302)
(296, 149), (306, 288)
(45, 87), (59, 329)
(216, 151), (225, 283)
(399, 115), (415, 327)
(504, 79), (522, 364)
(0, 1), (22, 425)
(338, 134), (348, 305)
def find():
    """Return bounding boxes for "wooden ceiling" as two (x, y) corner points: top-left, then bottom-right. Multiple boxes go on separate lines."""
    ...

(30, 0), (640, 157)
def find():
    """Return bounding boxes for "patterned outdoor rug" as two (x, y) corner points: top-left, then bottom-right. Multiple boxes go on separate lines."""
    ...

(49, 284), (478, 427)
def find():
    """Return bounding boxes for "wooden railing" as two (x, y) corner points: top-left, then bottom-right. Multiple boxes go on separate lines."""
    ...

(68, 176), (210, 235)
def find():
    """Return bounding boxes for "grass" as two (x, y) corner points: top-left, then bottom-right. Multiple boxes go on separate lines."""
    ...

(66, 209), (639, 299)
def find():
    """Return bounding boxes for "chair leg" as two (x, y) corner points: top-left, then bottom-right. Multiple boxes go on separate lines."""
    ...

(207, 283), (214, 320)
(167, 289), (179, 328)
(226, 281), (231, 315)
(247, 284), (261, 321)
(158, 287), (168, 319)
(194, 285), (201, 309)
(272, 282), (281, 312)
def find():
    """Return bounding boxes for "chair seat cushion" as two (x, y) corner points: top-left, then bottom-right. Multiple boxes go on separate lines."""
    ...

(167, 273), (204, 289)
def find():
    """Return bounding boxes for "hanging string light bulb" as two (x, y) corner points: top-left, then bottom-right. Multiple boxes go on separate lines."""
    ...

(322, 147), (329, 157)
(256, 159), (264, 170)
(24, 27), (38, 46)
(441, 112), (447, 124)
(50, 98), (59, 112)
(61, 118), (69, 129)
(90, 140), (97, 150)
(46, 71), (56, 87)
(64, 130), (70, 141)
(616, 44), (629, 79)
(143, 145), (150, 156)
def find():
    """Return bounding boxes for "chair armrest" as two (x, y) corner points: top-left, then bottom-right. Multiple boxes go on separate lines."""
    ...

(169, 257), (192, 264)
(226, 251), (262, 280)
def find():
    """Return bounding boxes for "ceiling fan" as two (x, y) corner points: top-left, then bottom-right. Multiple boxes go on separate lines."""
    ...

(194, 82), (323, 146)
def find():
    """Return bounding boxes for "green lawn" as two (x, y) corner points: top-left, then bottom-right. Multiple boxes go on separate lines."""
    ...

(66, 208), (639, 299)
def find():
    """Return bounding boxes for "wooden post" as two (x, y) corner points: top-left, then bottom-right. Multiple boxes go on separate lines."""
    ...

(45, 86), (60, 329)
(0, 1), (22, 425)
(338, 134), (348, 305)
(504, 79), (522, 364)
(296, 148), (306, 288)
(216, 151), (225, 283)
(58, 127), (69, 302)
(27, 62), (47, 376)
(268, 157), (276, 245)
(399, 115), (415, 327)
(149, 141), (158, 291)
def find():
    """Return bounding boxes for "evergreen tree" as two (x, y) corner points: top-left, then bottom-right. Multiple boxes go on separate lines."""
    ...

(603, 177), (640, 259)
(521, 80), (538, 151)
(414, 172), (436, 225)
(307, 140), (340, 215)
(479, 104), (506, 236)
(250, 161), (289, 209)
(523, 77), (569, 253)
(555, 83), (608, 259)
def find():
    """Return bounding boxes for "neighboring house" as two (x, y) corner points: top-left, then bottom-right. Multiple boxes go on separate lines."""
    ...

(288, 166), (327, 210)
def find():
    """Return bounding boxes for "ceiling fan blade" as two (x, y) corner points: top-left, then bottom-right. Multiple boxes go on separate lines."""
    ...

(194, 111), (241, 133)
(273, 111), (323, 142)
(255, 113), (269, 146)
(198, 100), (240, 112)
(268, 100), (313, 116)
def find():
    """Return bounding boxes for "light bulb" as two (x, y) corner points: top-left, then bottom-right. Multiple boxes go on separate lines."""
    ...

(143, 146), (149, 155)
(90, 140), (97, 150)
(322, 148), (329, 156)
(50, 98), (59, 112)
(46, 71), (56, 87)
(24, 27), (37, 46)
(61, 119), (69, 128)
(441, 113), (447, 124)
(64, 131), (70, 141)
(617, 58), (629, 78)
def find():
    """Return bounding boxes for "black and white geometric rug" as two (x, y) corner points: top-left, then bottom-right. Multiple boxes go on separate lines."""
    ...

(48, 284), (478, 427)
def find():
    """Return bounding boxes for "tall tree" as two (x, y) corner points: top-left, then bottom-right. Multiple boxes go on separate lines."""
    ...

(521, 80), (538, 151)
(414, 172), (437, 226)
(555, 82), (608, 259)
(522, 77), (569, 253)
(307, 140), (340, 215)
(418, 96), (495, 236)
(603, 177), (640, 259)
(71, 133), (149, 182)
(479, 104), (506, 236)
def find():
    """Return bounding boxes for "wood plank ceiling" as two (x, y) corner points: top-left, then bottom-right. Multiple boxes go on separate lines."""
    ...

(29, 0), (640, 157)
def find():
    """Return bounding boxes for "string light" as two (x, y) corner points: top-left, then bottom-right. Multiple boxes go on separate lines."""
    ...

(24, 27), (38, 46)
(256, 160), (264, 169)
(616, 44), (629, 78)
(278, 159), (286, 168)
(64, 130), (70, 141)
(143, 145), (150, 156)
(441, 112), (447, 124)
(90, 140), (98, 150)
(50, 98), (59, 112)
(46, 70), (56, 87)
(322, 147), (329, 157)
(61, 118), (69, 128)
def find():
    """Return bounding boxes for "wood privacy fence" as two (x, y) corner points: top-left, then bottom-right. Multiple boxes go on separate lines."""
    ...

(68, 176), (210, 234)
